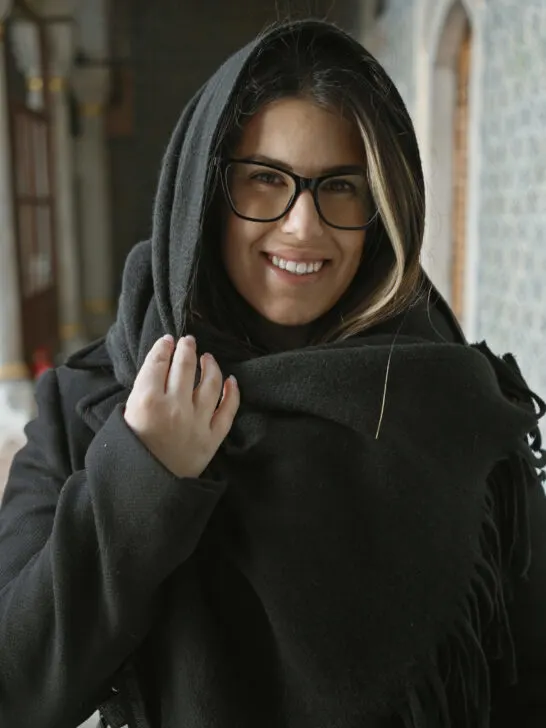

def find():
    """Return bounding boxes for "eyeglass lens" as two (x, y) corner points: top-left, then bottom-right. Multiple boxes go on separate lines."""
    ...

(225, 162), (372, 229)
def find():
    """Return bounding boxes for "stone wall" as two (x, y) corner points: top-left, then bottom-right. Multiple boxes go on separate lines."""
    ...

(362, 0), (417, 116)
(365, 0), (546, 400)
(476, 0), (546, 397)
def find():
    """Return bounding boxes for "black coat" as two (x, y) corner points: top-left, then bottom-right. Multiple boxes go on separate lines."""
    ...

(2, 19), (546, 728)
(1, 331), (546, 728)
(0, 340), (227, 728)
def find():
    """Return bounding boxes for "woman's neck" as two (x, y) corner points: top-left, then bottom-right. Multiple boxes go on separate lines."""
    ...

(241, 304), (313, 353)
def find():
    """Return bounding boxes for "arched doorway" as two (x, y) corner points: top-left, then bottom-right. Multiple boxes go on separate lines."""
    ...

(428, 1), (472, 322)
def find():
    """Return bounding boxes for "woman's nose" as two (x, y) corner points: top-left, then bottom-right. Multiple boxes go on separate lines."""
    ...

(280, 190), (324, 239)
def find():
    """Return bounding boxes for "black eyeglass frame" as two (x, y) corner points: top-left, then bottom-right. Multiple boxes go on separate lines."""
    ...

(219, 158), (377, 231)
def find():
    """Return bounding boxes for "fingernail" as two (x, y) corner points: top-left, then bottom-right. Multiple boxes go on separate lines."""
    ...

(185, 335), (196, 347)
(229, 375), (238, 388)
(162, 335), (174, 345)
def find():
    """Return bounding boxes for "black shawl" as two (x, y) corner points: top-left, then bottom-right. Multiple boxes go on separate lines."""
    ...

(105, 20), (546, 728)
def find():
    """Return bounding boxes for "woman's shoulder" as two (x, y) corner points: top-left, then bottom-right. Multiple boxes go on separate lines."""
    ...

(56, 338), (116, 399)
(62, 337), (113, 372)
(43, 339), (122, 442)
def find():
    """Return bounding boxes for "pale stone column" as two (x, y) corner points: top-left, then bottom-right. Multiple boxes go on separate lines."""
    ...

(0, 4), (36, 436)
(10, 18), (44, 111)
(46, 20), (86, 354)
(72, 67), (114, 339)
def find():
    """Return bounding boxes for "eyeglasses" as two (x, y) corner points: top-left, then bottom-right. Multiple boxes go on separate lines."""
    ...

(220, 159), (376, 231)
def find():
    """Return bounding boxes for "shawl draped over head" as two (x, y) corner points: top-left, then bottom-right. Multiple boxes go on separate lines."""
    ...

(105, 20), (546, 728)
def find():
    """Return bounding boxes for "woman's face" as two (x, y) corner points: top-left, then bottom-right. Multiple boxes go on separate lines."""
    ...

(221, 98), (369, 327)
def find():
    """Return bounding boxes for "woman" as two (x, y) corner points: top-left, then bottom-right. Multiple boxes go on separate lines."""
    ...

(0, 19), (545, 728)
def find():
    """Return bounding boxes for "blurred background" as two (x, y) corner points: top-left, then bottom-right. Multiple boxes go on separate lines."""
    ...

(0, 0), (545, 494)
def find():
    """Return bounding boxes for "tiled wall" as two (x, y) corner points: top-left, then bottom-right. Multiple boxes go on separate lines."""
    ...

(476, 0), (546, 398)
(367, 0), (546, 402)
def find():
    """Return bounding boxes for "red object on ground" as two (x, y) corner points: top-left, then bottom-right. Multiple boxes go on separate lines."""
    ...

(32, 347), (53, 379)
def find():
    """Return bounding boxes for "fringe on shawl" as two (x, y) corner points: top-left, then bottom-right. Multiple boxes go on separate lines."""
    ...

(399, 343), (546, 728)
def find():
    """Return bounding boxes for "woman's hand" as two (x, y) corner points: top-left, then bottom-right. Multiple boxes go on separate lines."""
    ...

(124, 335), (240, 478)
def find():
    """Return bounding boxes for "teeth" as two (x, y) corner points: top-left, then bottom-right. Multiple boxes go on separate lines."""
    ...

(271, 255), (324, 275)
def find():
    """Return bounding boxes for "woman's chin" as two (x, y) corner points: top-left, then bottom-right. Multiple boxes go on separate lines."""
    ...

(259, 307), (324, 328)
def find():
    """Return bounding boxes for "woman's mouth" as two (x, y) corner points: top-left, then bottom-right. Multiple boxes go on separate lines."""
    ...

(263, 253), (329, 279)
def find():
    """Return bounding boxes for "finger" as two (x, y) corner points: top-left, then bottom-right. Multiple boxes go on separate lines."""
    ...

(135, 335), (175, 394)
(166, 335), (197, 403)
(193, 353), (224, 416)
(211, 375), (240, 437)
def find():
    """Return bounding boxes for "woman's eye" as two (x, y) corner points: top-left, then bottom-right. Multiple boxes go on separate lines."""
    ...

(322, 178), (355, 193)
(251, 172), (285, 186)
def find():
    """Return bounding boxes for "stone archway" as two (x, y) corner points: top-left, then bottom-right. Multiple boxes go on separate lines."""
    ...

(430, 2), (470, 319)
(450, 18), (471, 319)
(416, 0), (484, 338)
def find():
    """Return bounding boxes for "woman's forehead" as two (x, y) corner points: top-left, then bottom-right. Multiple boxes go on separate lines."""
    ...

(234, 97), (366, 175)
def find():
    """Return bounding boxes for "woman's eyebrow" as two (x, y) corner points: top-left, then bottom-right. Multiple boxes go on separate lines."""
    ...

(247, 153), (365, 176)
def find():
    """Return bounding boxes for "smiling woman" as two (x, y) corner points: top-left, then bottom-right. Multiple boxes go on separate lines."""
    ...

(187, 30), (425, 354)
(221, 98), (371, 327)
(0, 18), (545, 728)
